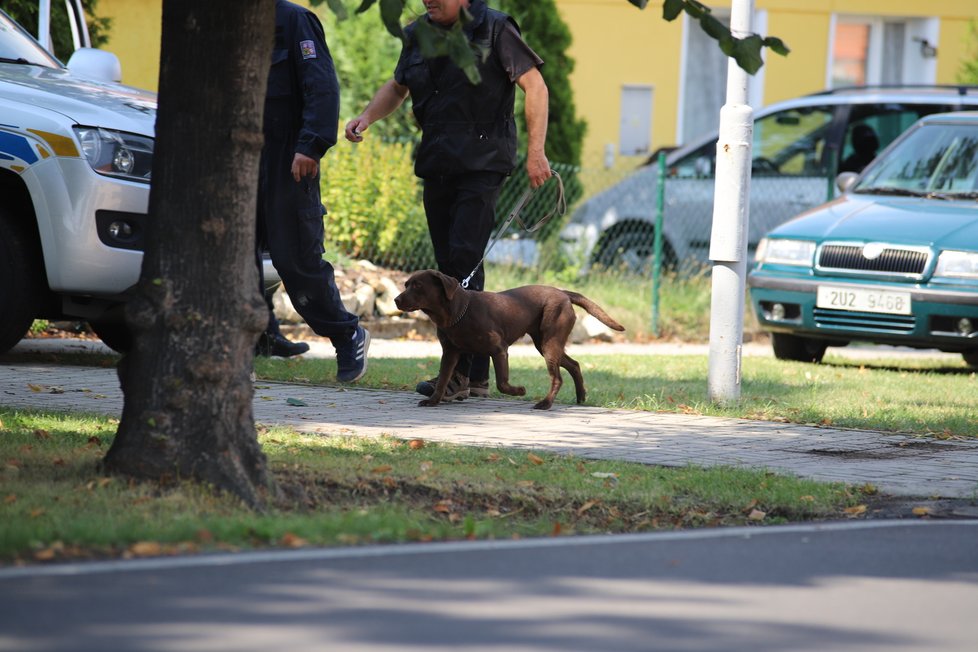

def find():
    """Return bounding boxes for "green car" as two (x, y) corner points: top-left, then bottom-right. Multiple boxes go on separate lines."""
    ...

(749, 112), (978, 368)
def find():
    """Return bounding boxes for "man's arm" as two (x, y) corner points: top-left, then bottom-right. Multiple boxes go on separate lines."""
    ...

(517, 67), (551, 189)
(344, 80), (410, 142)
(292, 10), (339, 180)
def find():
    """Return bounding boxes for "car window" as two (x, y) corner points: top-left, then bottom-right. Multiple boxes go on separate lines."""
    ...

(669, 105), (836, 179)
(855, 122), (978, 195)
(752, 106), (835, 176)
(839, 103), (960, 174)
(0, 11), (62, 68)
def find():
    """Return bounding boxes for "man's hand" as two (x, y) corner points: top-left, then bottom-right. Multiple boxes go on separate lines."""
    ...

(344, 117), (368, 143)
(527, 152), (551, 189)
(291, 153), (318, 182)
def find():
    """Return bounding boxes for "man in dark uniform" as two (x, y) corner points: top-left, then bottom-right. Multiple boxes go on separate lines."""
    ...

(345, 0), (549, 400)
(258, 0), (369, 381)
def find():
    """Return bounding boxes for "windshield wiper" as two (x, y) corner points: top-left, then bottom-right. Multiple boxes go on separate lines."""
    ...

(855, 186), (927, 197)
(0, 56), (32, 65)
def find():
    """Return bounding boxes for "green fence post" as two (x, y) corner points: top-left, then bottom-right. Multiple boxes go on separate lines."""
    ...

(651, 151), (666, 337)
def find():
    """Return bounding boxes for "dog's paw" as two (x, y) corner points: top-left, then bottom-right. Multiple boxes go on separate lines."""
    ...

(418, 399), (439, 407)
(532, 399), (553, 410)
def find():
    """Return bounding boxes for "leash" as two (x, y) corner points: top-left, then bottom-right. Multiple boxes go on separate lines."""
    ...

(460, 170), (566, 289)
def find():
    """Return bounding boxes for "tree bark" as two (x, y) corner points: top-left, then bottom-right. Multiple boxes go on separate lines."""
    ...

(104, 0), (274, 508)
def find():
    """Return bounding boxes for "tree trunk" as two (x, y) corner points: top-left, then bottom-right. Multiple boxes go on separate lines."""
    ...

(104, 0), (274, 508)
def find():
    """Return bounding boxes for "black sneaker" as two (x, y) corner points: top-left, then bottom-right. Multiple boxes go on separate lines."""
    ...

(416, 373), (469, 401)
(256, 332), (310, 358)
(335, 326), (370, 383)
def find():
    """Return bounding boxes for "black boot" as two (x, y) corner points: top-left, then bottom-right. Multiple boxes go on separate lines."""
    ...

(256, 332), (310, 357)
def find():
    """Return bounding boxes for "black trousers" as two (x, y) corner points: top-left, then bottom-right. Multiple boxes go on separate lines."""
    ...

(257, 147), (357, 342)
(422, 171), (506, 382)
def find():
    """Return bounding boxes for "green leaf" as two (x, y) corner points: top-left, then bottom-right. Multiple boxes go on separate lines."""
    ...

(730, 35), (764, 75)
(354, 0), (377, 14)
(286, 398), (309, 407)
(324, 0), (348, 21)
(627, 0), (651, 9)
(662, 0), (684, 21)
(699, 14), (727, 41)
(762, 36), (791, 56)
(379, 0), (405, 39)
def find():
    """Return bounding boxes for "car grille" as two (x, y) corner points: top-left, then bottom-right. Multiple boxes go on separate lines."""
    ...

(813, 308), (915, 334)
(816, 243), (930, 277)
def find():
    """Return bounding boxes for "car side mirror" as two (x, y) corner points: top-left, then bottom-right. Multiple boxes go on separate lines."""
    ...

(835, 171), (859, 194)
(67, 48), (122, 83)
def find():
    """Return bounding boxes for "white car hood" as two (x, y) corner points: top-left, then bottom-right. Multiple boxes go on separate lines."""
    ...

(0, 63), (156, 136)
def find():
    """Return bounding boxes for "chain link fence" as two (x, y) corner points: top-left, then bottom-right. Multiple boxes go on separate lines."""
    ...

(324, 147), (838, 340)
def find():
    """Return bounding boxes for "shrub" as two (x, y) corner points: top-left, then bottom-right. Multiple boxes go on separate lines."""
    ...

(320, 137), (435, 270)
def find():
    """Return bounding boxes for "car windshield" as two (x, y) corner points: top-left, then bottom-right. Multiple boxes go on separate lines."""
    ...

(855, 122), (978, 198)
(0, 10), (62, 69)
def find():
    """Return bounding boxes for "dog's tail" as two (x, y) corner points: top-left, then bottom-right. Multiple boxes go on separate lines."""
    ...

(563, 291), (625, 331)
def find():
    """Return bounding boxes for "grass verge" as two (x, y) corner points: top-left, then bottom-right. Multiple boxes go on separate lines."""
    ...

(0, 408), (864, 566)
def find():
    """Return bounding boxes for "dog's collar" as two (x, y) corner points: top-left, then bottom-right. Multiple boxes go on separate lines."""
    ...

(447, 295), (470, 328)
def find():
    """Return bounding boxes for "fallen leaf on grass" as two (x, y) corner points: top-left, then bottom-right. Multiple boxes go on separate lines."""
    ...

(590, 472), (618, 479)
(129, 541), (163, 557)
(912, 506), (932, 517)
(551, 522), (563, 536)
(27, 384), (45, 393)
(844, 505), (867, 517)
(799, 495), (815, 502)
(577, 500), (599, 516)
(4, 494), (16, 504)
(433, 500), (453, 513)
(286, 398), (308, 407)
(748, 509), (766, 521)
(370, 464), (393, 474)
(527, 453), (545, 466)
(33, 429), (50, 440)
(280, 532), (308, 548)
(408, 439), (425, 450)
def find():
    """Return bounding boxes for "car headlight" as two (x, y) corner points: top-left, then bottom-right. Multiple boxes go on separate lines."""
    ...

(73, 127), (154, 182)
(934, 250), (978, 279)
(755, 238), (816, 266)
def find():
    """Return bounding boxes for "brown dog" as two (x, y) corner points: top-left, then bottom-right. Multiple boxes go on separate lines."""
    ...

(393, 269), (625, 410)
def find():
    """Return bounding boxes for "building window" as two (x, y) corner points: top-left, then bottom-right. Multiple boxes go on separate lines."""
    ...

(832, 22), (871, 87)
(619, 85), (653, 156)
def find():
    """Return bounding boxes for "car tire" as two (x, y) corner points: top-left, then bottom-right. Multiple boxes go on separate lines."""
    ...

(0, 213), (43, 355)
(963, 350), (978, 369)
(771, 333), (828, 363)
(88, 319), (132, 354)
(593, 223), (676, 275)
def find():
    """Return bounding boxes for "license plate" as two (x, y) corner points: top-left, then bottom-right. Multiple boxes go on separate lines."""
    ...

(816, 286), (911, 315)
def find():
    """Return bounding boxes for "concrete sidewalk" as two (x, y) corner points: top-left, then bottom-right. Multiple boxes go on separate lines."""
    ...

(3, 338), (977, 499)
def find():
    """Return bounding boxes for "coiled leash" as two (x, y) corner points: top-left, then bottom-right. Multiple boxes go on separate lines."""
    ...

(460, 170), (566, 289)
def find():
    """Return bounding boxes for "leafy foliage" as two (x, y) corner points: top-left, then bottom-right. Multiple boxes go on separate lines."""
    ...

(320, 136), (435, 269)
(2, 0), (110, 62)
(313, 0), (789, 77)
(660, 0), (789, 74)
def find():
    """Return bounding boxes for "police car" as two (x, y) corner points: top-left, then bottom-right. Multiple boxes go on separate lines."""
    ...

(0, 7), (277, 353)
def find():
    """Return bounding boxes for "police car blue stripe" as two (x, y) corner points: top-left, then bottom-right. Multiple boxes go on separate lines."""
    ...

(0, 131), (38, 164)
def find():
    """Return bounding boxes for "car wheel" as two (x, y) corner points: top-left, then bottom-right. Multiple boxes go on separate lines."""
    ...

(0, 214), (43, 355)
(963, 350), (978, 369)
(88, 319), (132, 354)
(771, 333), (828, 363)
(593, 223), (676, 275)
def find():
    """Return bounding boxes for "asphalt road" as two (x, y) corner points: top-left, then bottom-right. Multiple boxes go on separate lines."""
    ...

(1, 521), (976, 652)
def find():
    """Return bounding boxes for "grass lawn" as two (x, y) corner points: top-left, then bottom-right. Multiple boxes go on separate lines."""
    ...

(1, 408), (865, 566)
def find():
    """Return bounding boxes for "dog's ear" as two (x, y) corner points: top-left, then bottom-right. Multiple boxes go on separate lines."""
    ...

(435, 270), (460, 300)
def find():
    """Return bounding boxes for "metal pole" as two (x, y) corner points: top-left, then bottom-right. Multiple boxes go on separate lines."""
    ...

(651, 150), (665, 337)
(38, 0), (52, 51)
(707, 0), (755, 404)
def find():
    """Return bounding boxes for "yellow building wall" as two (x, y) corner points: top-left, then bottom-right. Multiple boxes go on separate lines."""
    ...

(556, 0), (684, 169)
(97, 0), (162, 91)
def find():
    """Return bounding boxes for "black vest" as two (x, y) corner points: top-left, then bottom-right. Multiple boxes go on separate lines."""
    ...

(400, 2), (518, 178)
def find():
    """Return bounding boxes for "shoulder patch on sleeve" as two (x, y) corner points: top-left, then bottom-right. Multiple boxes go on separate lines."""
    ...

(299, 40), (317, 59)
